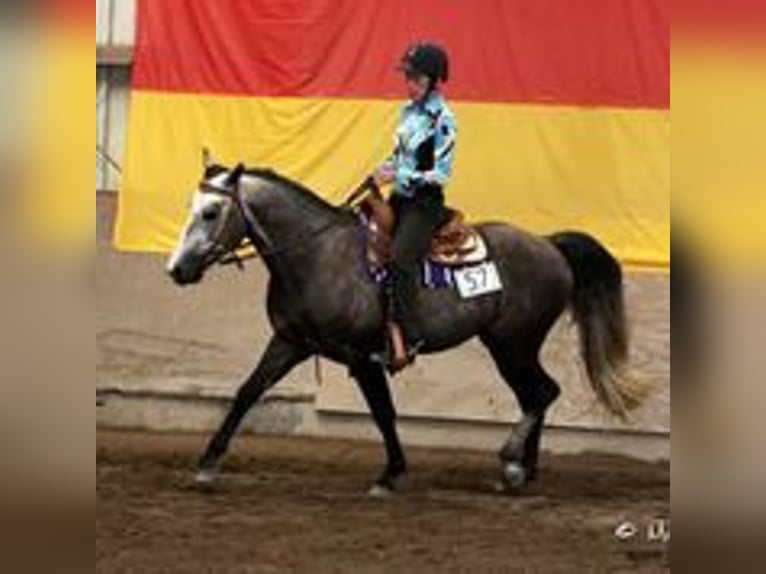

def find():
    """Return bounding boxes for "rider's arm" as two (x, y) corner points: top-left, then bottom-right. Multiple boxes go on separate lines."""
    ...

(375, 108), (407, 185)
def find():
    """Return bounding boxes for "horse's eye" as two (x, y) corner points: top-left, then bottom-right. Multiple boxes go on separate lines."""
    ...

(201, 207), (218, 222)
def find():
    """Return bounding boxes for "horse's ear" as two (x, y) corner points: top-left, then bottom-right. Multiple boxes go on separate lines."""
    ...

(202, 147), (214, 170)
(226, 163), (245, 187)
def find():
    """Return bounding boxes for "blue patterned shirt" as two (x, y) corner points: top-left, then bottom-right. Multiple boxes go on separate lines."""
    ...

(383, 90), (457, 198)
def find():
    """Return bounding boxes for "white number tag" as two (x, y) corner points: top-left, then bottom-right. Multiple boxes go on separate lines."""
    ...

(453, 262), (503, 299)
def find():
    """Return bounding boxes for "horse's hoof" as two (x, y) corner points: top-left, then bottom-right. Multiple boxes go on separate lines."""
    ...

(195, 468), (218, 486)
(502, 462), (527, 492)
(368, 483), (395, 499)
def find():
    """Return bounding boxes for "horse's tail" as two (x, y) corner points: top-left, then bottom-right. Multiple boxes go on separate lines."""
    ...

(550, 231), (648, 418)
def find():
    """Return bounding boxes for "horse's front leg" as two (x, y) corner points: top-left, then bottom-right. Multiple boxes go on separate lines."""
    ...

(350, 360), (407, 497)
(196, 335), (310, 483)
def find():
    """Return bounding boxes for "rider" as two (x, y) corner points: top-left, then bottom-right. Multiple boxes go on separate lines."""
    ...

(373, 42), (458, 370)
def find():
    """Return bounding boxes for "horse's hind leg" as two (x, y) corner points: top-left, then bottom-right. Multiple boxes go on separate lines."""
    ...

(196, 336), (310, 483)
(482, 338), (561, 489)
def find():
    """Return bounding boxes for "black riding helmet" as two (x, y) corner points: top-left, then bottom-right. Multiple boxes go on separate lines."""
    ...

(398, 43), (449, 85)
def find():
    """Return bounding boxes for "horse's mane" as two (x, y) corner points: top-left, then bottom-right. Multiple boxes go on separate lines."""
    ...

(250, 167), (342, 213)
(205, 164), (341, 216)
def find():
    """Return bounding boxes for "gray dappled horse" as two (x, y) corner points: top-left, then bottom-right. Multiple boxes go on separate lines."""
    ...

(167, 152), (645, 495)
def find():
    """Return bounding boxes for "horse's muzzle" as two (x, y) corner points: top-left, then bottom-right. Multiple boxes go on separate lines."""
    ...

(168, 263), (202, 286)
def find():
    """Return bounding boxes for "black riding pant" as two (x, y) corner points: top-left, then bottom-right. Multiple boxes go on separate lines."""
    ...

(389, 187), (448, 343)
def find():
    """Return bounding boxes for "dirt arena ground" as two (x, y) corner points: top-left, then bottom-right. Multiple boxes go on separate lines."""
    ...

(97, 430), (669, 573)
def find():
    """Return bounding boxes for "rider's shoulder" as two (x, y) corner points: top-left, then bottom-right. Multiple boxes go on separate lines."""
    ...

(434, 99), (456, 131)
(427, 93), (455, 122)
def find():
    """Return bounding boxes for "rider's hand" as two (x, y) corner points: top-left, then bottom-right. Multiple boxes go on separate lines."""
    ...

(373, 165), (396, 187)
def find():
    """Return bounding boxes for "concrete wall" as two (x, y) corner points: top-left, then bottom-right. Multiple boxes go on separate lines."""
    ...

(97, 0), (135, 47)
(97, 193), (670, 460)
(97, 67), (130, 191)
(97, 0), (134, 192)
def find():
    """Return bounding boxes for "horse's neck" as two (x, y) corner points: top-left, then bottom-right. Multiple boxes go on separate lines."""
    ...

(242, 176), (340, 240)
(241, 175), (350, 276)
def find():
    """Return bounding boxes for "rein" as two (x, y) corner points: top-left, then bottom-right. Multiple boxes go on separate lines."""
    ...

(200, 175), (379, 269)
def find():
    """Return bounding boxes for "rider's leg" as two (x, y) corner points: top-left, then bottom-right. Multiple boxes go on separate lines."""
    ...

(390, 190), (445, 359)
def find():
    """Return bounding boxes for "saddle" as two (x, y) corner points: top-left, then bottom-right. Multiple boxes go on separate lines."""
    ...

(359, 190), (487, 268)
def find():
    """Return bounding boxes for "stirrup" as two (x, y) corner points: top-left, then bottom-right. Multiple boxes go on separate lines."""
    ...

(370, 323), (424, 374)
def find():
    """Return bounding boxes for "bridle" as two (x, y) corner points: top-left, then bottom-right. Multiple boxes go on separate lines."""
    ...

(197, 174), (378, 269)
(197, 180), (268, 268)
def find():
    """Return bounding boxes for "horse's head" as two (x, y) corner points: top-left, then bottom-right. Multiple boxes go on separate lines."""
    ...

(166, 149), (249, 285)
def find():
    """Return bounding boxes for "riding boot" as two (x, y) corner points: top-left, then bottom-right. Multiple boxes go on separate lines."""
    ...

(374, 188), (444, 371)
(385, 320), (424, 374)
